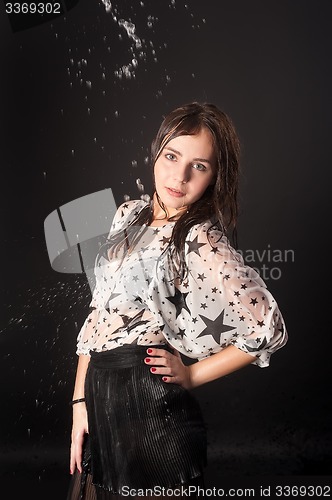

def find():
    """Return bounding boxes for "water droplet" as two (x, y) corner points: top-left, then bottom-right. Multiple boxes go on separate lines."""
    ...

(136, 178), (144, 192)
(102, 0), (112, 13)
(86, 80), (92, 89)
(124, 194), (130, 201)
(131, 160), (138, 168)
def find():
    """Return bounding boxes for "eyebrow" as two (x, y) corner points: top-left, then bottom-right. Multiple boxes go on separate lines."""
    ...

(164, 146), (213, 165)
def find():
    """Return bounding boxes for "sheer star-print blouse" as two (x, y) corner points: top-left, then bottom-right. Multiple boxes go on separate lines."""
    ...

(76, 199), (287, 367)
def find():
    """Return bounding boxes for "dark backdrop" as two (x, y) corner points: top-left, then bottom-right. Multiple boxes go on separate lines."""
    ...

(0, 1), (331, 498)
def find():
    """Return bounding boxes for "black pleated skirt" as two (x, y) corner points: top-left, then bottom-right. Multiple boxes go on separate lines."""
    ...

(68, 344), (207, 499)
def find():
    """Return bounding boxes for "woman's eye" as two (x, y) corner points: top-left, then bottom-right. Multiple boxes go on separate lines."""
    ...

(165, 153), (176, 161)
(192, 163), (206, 171)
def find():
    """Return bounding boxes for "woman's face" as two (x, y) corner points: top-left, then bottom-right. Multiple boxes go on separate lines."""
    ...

(153, 127), (216, 216)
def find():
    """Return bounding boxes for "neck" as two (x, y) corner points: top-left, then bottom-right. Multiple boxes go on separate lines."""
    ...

(152, 193), (188, 221)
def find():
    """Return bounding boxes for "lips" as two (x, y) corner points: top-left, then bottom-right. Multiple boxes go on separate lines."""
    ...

(166, 187), (185, 197)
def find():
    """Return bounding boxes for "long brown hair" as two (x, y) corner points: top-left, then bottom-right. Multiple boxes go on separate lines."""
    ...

(105, 102), (241, 274)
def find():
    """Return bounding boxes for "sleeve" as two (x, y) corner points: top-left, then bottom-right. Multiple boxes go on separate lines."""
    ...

(148, 222), (288, 367)
(75, 199), (147, 355)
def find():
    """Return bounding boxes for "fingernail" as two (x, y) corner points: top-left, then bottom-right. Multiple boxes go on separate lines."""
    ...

(145, 358), (151, 363)
(162, 377), (168, 382)
(147, 349), (153, 354)
(151, 367), (156, 372)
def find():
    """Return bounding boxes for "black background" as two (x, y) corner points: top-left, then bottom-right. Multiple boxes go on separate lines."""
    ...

(0, 1), (331, 498)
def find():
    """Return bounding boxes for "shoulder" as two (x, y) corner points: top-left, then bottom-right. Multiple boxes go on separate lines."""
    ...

(185, 219), (226, 246)
(116, 198), (148, 217)
(184, 219), (243, 263)
(111, 199), (149, 229)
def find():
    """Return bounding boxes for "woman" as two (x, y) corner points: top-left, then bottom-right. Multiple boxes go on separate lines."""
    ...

(67, 102), (287, 499)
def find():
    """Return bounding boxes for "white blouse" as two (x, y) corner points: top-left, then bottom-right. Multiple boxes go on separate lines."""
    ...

(76, 199), (287, 367)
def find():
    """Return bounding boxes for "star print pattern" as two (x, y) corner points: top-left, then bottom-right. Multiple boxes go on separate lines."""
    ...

(76, 200), (287, 367)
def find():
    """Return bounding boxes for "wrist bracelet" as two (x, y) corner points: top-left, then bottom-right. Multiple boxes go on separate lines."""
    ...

(70, 398), (86, 406)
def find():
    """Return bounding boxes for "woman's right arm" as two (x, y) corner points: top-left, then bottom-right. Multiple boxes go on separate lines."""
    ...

(69, 354), (90, 474)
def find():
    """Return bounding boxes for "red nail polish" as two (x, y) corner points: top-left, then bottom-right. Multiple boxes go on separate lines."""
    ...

(145, 358), (151, 363)
(147, 349), (153, 354)
(151, 367), (156, 372)
(162, 377), (168, 382)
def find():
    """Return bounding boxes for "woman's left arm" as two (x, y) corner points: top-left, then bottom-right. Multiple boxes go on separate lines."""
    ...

(145, 344), (254, 390)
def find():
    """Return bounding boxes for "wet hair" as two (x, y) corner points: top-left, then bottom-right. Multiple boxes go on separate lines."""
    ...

(105, 102), (241, 275)
(151, 102), (240, 240)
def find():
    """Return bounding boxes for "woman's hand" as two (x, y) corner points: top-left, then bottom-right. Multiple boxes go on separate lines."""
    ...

(69, 403), (89, 475)
(145, 347), (193, 389)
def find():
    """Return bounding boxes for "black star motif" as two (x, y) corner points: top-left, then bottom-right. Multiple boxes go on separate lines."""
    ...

(166, 288), (191, 318)
(250, 297), (258, 306)
(178, 328), (186, 339)
(186, 235), (206, 256)
(160, 236), (171, 246)
(244, 336), (267, 352)
(197, 309), (236, 343)
(197, 273), (206, 281)
(111, 309), (149, 337)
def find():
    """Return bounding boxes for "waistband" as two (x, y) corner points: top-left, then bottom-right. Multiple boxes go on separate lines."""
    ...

(89, 343), (174, 369)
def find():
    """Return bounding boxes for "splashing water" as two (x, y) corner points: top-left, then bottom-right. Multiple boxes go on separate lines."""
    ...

(60, 0), (204, 82)
(122, 177), (151, 204)
(102, 0), (112, 13)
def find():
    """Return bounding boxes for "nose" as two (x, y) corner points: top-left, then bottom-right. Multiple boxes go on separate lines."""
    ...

(173, 164), (190, 184)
